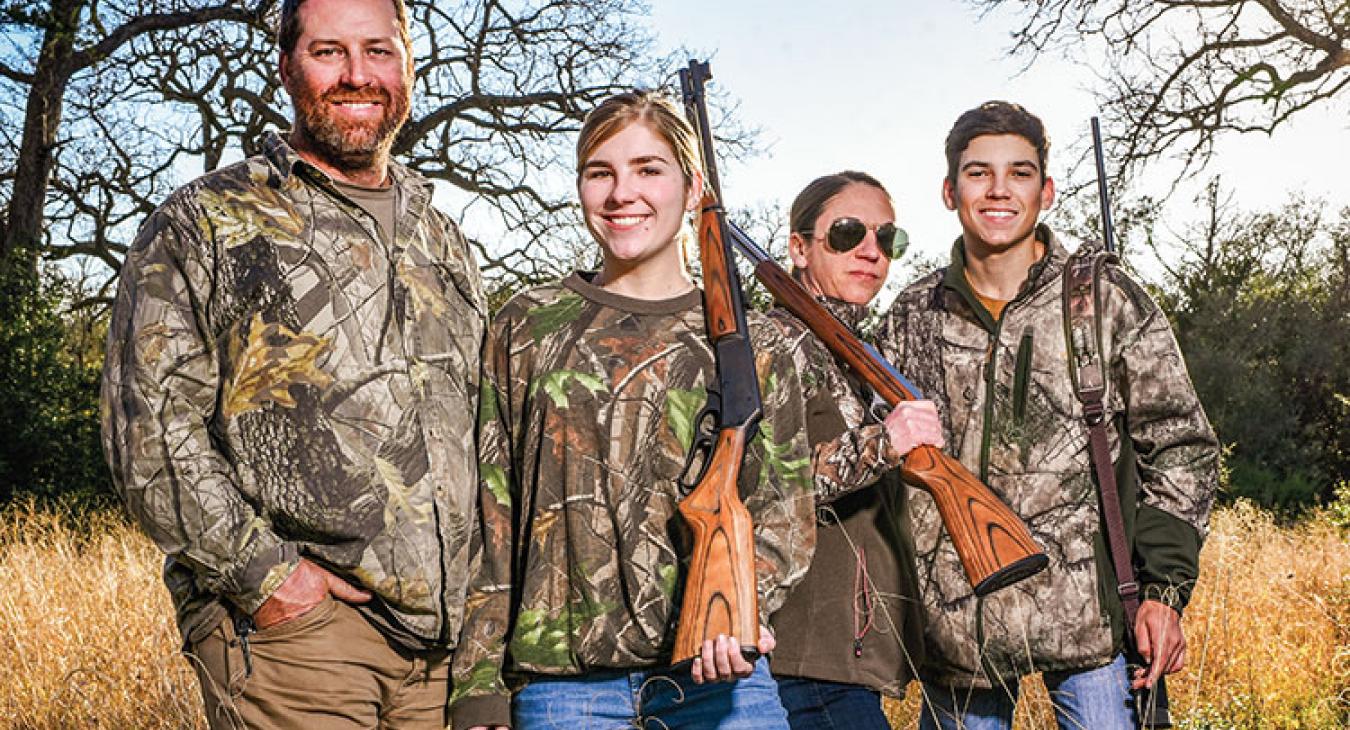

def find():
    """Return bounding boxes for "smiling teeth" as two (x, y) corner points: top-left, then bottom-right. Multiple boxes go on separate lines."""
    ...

(610, 216), (644, 226)
(984, 211), (1015, 218)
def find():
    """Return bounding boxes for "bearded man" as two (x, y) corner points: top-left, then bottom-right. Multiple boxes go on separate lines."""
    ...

(100, 0), (485, 727)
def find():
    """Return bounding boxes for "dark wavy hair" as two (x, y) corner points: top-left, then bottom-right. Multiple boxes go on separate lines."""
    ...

(944, 101), (1050, 184)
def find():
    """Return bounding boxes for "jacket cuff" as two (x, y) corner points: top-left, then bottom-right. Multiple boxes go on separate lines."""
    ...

(1141, 582), (1186, 614)
(226, 535), (300, 616)
(869, 423), (906, 470)
(450, 693), (511, 729)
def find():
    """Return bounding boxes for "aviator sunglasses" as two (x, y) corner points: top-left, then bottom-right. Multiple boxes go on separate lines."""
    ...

(802, 217), (910, 259)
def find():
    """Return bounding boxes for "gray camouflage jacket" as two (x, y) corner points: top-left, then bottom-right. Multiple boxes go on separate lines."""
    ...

(876, 227), (1218, 687)
(100, 132), (486, 649)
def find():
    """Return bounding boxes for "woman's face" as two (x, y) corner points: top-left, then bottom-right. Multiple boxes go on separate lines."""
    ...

(578, 122), (699, 274)
(789, 183), (895, 305)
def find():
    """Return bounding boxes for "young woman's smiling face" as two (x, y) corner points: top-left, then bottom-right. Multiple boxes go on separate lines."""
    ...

(578, 122), (699, 273)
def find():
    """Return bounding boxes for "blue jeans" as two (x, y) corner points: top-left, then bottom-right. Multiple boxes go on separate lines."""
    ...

(513, 656), (789, 729)
(775, 676), (890, 730)
(919, 654), (1137, 730)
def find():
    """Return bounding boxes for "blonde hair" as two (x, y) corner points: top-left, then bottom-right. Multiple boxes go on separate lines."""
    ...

(575, 91), (703, 187)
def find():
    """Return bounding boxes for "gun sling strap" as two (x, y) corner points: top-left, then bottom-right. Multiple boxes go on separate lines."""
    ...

(1062, 250), (1143, 631)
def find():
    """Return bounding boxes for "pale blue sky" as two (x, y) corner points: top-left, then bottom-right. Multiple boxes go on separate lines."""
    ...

(647, 0), (1350, 286)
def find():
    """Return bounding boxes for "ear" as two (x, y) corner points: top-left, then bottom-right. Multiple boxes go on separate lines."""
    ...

(684, 169), (705, 212)
(1040, 175), (1056, 211)
(279, 50), (292, 87)
(788, 232), (811, 270)
(942, 178), (957, 211)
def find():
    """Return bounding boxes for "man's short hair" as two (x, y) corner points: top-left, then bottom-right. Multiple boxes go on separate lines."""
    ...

(944, 101), (1050, 184)
(277, 0), (413, 57)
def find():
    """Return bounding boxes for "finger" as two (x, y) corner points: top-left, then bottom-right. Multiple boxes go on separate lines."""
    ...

(714, 634), (733, 681)
(727, 636), (753, 677)
(327, 575), (373, 603)
(1168, 643), (1187, 674)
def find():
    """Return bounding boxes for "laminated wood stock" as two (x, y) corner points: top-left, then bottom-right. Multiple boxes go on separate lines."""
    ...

(672, 424), (761, 664)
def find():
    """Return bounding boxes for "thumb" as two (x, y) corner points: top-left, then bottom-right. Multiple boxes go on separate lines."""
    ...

(326, 574), (373, 603)
(1135, 618), (1153, 663)
(757, 625), (776, 655)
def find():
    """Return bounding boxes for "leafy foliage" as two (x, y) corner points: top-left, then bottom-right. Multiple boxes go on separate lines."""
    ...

(0, 255), (108, 503)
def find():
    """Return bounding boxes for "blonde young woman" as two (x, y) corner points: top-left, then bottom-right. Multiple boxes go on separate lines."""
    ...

(449, 91), (816, 730)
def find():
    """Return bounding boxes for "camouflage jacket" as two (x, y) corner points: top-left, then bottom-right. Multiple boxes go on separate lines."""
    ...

(876, 227), (1218, 687)
(449, 273), (815, 728)
(767, 298), (924, 698)
(100, 132), (486, 649)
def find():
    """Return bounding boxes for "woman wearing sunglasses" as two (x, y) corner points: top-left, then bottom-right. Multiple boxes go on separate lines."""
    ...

(768, 171), (945, 730)
(449, 90), (816, 730)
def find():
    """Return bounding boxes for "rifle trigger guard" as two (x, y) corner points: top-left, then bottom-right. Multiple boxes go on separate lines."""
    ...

(677, 403), (719, 494)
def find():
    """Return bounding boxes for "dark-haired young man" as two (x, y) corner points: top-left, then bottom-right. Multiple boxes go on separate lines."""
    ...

(876, 101), (1219, 729)
(100, 0), (485, 727)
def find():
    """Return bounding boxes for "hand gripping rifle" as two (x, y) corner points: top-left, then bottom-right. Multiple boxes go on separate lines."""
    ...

(1090, 117), (1173, 728)
(679, 59), (1048, 597)
(670, 61), (765, 666)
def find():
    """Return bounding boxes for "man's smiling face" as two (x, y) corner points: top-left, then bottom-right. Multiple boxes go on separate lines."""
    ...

(943, 133), (1054, 256)
(280, 0), (412, 175)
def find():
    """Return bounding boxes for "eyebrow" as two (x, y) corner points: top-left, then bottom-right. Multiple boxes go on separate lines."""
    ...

(960, 159), (1040, 172)
(582, 154), (671, 170)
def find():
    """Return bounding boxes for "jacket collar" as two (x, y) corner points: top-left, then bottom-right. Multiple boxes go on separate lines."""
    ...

(942, 224), (1070, 330)
(260, 130), (433, 225)
(789, 269), (872, 332)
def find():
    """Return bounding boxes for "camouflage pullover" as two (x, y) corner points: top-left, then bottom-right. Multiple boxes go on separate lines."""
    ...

(100, 132), (486, 650)
(767, 298), (925, 698)
(450, 273), (815, 728)
(876, 227), (1218, 687)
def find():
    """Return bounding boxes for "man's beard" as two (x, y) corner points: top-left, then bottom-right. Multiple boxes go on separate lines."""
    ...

(291, 74), (410, 174)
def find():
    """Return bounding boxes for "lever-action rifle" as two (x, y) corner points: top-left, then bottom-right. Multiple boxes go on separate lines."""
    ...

(1090, 116), (1173, 728)
(670, 60), (764, 666)
(681, 59), (1049, 597)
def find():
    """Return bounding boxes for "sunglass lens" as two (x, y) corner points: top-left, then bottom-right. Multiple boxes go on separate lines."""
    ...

(827, 217), (867, 253)
(877, 224), (909, 259)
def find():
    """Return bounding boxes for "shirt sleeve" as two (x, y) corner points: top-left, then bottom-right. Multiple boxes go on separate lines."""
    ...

(448, 311), (518, 728)
(743, 319), (817, 621)
(100, 204), (298, 617)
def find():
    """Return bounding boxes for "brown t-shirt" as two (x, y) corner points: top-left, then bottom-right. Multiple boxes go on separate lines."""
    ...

(332, 177), (398, 248)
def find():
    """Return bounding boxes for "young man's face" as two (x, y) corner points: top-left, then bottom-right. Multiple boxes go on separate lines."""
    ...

(942, 133), (1054, 257)
(279, 0), (412, 174)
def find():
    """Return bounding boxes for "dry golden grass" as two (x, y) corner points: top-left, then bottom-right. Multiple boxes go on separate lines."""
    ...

(2, 499), (1346, 729)
(884, 501), (1350, 729)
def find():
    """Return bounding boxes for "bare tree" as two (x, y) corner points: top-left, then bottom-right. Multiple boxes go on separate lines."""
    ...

(1, 0), (750, 301)
(976, 0), (1349, 185)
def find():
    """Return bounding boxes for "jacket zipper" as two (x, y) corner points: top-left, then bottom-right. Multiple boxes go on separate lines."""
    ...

(978, 316), (1004, 482)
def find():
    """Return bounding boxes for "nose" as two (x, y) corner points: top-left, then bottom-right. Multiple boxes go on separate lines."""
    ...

(608, 169), (639, 205)
(987, 171), (1012, 199)
(341, 50), (373, 87)
(855, 230), (884, 261)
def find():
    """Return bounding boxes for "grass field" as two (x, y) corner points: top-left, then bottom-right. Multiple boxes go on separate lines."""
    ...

(2, 500), (1347, 729)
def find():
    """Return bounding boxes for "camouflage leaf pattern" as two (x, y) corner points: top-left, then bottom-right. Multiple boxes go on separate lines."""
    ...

(874, 228), (1218, 688)
(100, 132), (486, 650)
(448, 273), (814, 726)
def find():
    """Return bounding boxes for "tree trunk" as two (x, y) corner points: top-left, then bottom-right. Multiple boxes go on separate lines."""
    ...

(2, 0), (84, 270)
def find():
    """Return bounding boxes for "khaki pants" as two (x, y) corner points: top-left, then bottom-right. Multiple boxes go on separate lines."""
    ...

(187, 596), (449, 730)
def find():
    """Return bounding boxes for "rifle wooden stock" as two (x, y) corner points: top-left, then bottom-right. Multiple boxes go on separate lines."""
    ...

(673, 424), (762, 664)
(745, 253), (1048, 595)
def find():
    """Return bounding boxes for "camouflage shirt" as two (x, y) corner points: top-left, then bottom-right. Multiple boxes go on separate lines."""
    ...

(100, 132), (486, 649)
(876, 227), (1219, 687)
(449, 272), (814, 728)
(767, 297), (925, 698)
